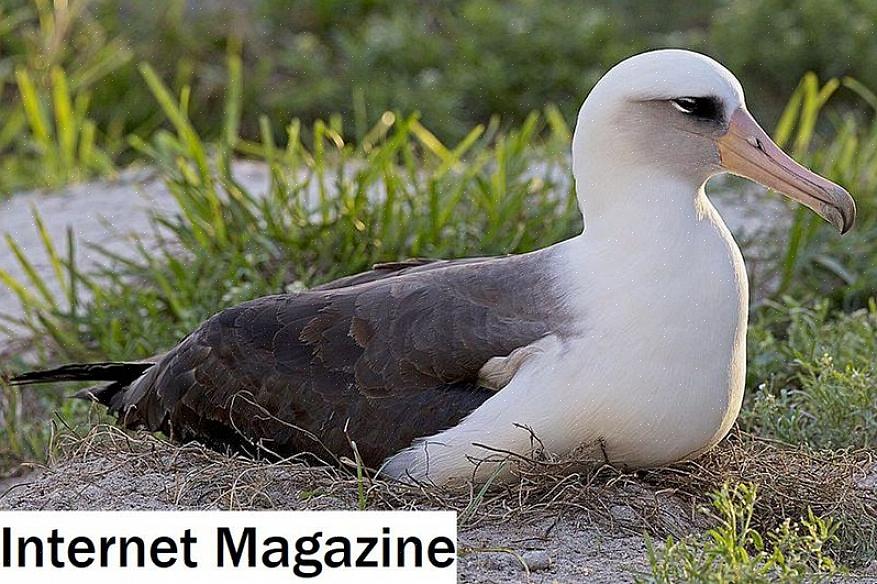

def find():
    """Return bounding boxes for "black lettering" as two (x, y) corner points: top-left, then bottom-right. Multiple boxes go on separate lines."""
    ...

(381, 527), (391, 566)
(18, 536), (43, 567)
(324, 536), (351, 568)
(293, 532), (322, 578)
(119, 537), (145, 567)
(68, 537), (95, 568)
(99, 537), (116, 567)
(2, 527), (9, 567)
(217, 527), (255, 567)
(150, 537), (177, 568)
(47, 529), (65, 568)
(262, 536), (289, 568)
(355, 537), (378, 567)
(397, 537), (423, 567)
(180, 530), (198, 568)
(427, 537), (455, 568)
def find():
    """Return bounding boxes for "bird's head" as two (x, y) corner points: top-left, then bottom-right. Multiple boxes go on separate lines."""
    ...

(572, 49), (855, 233)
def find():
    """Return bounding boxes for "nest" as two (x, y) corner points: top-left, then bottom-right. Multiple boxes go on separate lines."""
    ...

(2, 424), (875, 564)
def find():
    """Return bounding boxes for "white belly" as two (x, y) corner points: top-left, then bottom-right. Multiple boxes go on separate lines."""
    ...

(560, 296), (746, 467)
(569, 224), (747, 463)
(381, 198), (749, 484)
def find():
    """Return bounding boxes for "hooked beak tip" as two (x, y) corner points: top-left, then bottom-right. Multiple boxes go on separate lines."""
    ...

(839, 193), (856, 235)
(822, 184), (856, 234)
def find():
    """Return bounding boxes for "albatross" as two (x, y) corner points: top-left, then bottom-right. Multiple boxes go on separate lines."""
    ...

(11, 50), (855, 485)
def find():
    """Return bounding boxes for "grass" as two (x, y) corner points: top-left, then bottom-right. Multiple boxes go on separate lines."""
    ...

(0, 65), (578, 363)
(743, 299), (877, 449)
(5, 0), (877, 194)
(0, 0), (130, 194)
(770, 73), (877, 306)
(8, 65), (116, 190)
(0, 52), (579, 461)
(640, 483), (838, 583)
(0, 380), (93, 477)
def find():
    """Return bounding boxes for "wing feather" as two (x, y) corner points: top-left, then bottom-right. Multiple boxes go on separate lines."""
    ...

(111, 250), (569, 467)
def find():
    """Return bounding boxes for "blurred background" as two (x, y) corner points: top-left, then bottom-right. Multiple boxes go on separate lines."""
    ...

(2, 0), (876, 194)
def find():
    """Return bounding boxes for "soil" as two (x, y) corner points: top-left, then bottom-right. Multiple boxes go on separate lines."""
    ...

(3, 430), (876, 582)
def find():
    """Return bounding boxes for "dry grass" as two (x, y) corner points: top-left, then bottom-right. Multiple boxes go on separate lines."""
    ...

(640, 432), (877, 562)
(3, 423), (874, 565)
(450, 430), (877, 563)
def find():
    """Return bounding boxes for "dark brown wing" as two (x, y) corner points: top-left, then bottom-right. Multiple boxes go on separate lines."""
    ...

(311, 257), (487, 290)
(106, 250), (568, 467)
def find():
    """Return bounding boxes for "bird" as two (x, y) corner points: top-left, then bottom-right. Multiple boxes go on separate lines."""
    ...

(9, 50), (855, 486)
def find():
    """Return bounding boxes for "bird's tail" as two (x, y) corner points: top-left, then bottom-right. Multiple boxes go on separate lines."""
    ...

(8, 361), (155, 405)
(9, 362), (154, 386)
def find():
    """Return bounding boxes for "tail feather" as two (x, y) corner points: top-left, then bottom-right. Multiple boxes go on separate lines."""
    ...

(10, 362), (154, 387)
(73, 380), (134, 415)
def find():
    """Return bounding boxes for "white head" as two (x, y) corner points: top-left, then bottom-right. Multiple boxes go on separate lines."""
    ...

(572, 49), (855, 233)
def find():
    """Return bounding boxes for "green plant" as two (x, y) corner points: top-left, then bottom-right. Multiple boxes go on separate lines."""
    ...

(0, 0), (131, 193)
(709, 0), (877, 107)
(0, 373), (97, 475)
(0, 381), (24, 460)
(640, 483), (838, 584)
(7, 65), (115, 190)
(7, 0), (877, 193)
(3, 65), (579, 357)
(743, 299), (877, 449)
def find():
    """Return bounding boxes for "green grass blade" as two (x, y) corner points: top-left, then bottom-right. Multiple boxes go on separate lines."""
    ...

(4, 233), (57, 309)
(0, 110), (26, 152)
(0, 266), (45, 312)
(78, 119), (96, 169)
(66, 227), (78, 316)
(31, 206), (67, 298)
(773, 78), (804, 147)
(544, 103), (572, 144)
(69, 38), (133, 91)
(842, 77), (877, 112)
(223, 44), (243, 149)
(51, 66), (76, 177)
(15, 67), (52, 150)
(139, 63), (210, 182)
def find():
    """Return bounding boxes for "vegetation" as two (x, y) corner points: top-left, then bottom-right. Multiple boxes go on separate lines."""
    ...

(4, 0), (877, 193)
(744, 300), (877, 449)
(641, 483), (838, 584)
(0, 59), (578, 363)
(0, 0), (130, 193)
(0, 52), (580, 462)
(2, 0), (877, 579)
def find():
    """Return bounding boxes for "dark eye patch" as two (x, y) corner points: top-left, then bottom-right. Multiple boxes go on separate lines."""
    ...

(671, 96), (722, 121)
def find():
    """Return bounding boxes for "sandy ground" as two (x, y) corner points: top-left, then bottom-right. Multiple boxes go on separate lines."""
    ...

(0, 433), (657, 582)
(2, 430), (876, 582)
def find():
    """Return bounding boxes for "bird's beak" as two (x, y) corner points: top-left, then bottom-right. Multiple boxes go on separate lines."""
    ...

(717, 108), (856, 234)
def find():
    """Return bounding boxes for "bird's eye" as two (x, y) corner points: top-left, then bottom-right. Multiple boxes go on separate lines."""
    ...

(671, 97), (721, 120)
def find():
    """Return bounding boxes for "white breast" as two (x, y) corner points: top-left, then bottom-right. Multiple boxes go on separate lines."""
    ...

(558, 192), (748, 466)
(380, 190), (748, 485)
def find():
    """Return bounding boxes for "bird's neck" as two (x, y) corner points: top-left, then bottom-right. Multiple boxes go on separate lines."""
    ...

(557, 167), (747, 345)
(574, 166), (713, 241)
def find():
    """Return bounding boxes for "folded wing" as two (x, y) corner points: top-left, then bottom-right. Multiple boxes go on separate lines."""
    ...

(82, 250), (569, 467)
